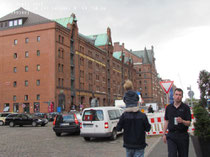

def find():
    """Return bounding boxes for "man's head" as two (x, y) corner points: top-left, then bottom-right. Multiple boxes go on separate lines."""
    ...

(173, 88), (183, 103)
(123, 80), (133, 91)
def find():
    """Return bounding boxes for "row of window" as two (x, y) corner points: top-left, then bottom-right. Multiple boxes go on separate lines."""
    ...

(14, 50), (40, 59)
(80, 46), (105, 61)
(13, 94), (40, 101)
(13, 80), (40, 87)
(14, 36), (40, 45)
(0, 19), (23, 28)
(13, 65), (40, 73)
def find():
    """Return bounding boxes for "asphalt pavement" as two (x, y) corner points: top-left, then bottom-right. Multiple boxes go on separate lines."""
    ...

(146, 136), (196, 157)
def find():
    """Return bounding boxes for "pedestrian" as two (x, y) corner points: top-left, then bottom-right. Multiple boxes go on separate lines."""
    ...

(162, 88), (191, 157)
(148, 105), (154, 113)
(116, 80), (151, 157)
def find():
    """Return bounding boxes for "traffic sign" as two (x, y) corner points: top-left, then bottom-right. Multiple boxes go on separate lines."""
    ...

(160, 81), (174, 94)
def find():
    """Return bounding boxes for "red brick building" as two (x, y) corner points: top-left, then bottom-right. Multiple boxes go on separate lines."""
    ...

(114, 42), (166, 107)
(0, 8), (138, 113)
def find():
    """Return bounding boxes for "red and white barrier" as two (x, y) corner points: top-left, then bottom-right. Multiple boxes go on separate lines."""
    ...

(146, 112), (195, 136)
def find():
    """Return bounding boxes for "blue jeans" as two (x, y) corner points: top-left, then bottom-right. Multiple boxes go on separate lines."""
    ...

(126, 148), (144, 157)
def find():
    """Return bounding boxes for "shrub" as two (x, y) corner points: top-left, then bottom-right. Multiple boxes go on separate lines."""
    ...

(193, 104), (210, 139)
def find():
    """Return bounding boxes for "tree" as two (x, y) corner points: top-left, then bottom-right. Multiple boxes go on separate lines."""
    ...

(198, 70), (210, 108)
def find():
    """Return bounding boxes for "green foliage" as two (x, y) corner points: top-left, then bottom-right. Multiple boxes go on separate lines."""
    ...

(193, 104), (210, 139)
(198, 70), (210, 108)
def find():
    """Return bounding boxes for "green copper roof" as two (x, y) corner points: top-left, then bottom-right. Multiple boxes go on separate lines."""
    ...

(88, 34), (108, 46)
(54, 17), (71, 28)
(54, 15), (77, 28)
(113, 51), (122, 61)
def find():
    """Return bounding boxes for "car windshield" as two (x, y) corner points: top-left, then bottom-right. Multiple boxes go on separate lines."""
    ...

(63, 115), (74, 122)
(82, 110), (104, 121)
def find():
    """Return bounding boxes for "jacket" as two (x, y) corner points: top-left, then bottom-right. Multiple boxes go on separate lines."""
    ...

(116, 107), (151, 149)
(123, 90), (139, 108)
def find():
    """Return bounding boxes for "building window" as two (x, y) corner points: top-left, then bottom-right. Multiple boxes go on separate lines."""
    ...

(62, 37), (64, 44)
(25, 51), (29, 58)
(25, 66), (28, 72)
(58, 49), (61, 58)
(89, 73), (92, 80)
(36, 94), (40, 100)
(24, 95), (28, 101)
(14, 20), (18, 26)
(13, 67), (17, 73)
(80, 46), (84, 53)
(18, 19), (22, 25)
(34, 102), (40, 113)
(96, 75), (99, 80)
(25, 38), (29, 43)
(36, 80), (40, 86)
(59, 35), (61, 42)
(62, 64), (64, 72)
(9, 21), (13, 27)
(14, 39), (17, 45)
(62, 50), (64, 59)
(58, 64), (60, 72)
(62, 79), (64, 87)
(13, 81), (17, 87)
(88, 61), (92, 68)
(14, 53), (17, 59)
(37, 65), (40, 71)
(58, 78), (61, 87)
(80, 57), (84, 66)
(13, 95), (16, 101)
(37, 36), (40, 42)
(80, 70), (84, 78)
(37, 50), (40, 56)
(25, 80), (28, 87)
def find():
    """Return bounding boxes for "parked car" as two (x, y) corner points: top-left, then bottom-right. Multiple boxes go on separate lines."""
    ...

(48, 112), (60, 121)
(80, 107), (124, 141)
(0, 112), (14, 126)
(53, 112), (81, 136)
(5, 113), (48, 127)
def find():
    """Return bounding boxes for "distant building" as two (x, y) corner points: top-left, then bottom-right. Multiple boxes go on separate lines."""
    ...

(114, 42), (167, 108)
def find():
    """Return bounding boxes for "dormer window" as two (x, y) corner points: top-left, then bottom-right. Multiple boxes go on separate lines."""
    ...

(8, 19), (23, 27)
(9, 21), (13, 27)
(18, 19), (22, 25)
(14, 20), (18, 26)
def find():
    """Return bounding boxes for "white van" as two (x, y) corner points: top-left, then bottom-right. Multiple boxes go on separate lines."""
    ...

(80, 106), (124, 141)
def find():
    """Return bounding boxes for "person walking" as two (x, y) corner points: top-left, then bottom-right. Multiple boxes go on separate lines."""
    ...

(148, 105), (154, 113)
(162, 88), (191, 157)
(117, 80), (151, 157)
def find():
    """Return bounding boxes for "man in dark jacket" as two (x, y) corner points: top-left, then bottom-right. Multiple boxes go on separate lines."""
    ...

(117, 80), (151, 157)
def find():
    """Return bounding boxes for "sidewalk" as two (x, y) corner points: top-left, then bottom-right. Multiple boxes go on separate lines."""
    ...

(145, 136), (196, 157)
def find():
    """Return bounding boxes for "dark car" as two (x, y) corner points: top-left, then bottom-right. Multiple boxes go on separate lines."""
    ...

(48, 112), (60, 121)
(53, 112), (81, 136)
(5, 113), (48, 127)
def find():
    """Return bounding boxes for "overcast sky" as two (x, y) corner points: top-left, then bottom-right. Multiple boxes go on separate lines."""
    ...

(1, 0), (210, 100)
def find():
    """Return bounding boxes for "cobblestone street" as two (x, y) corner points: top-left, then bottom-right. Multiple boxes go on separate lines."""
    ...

(0, 123), (159, 157)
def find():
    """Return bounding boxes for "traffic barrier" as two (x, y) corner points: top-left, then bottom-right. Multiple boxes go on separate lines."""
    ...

(146, 112), (195, 136)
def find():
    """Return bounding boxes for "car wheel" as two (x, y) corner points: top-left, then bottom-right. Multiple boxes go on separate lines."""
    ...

(0, 121), (4, 126)
(41, 124), (46, 127)
(32, 122), (37, 127)
(110, 129), (117, 140)
(9, 121), (15, 127)
(84, 137), (91, 141)
(55, 132), (61, 136)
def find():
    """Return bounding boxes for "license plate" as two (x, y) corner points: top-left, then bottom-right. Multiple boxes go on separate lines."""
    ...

(61, 123), (69, 126)
(84, 124), (93, 128)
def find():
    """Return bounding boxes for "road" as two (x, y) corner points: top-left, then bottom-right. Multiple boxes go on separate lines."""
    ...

(0, 122), (159, 157)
